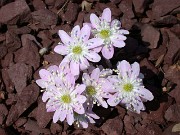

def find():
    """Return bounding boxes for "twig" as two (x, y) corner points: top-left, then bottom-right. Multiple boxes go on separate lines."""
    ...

(57, 0), (70, 14)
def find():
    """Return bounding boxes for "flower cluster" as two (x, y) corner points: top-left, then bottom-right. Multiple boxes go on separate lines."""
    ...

(36, 8), (154, 128)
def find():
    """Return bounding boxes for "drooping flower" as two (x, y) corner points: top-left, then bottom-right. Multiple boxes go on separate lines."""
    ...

(45, 74), (87, 125)
(107, 60), (154, 113)
(54, 25), (104, 76)
(74, 105), (100, 128)
(90, 8), (129, 59)
(82, 67), (113, 108)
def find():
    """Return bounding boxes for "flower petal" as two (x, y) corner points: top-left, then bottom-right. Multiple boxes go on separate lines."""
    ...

(84, 51), (101, 62)
(101, 8), (111, 22)
(98, 98), (108, 108)
(80, 121), (88, 128)
(119, 29), (129, 35)
(74, 84), (86, 94)
(70, 60), (80, 76)
(112, 40), (125, 48)
(65, 73), (76, 88)
(59, 110), (66, 122)
(111, 34), (127, 41)
(117, 60), (131, 77)
(53, 109), (61, 123)
(74, 104), (85, 114)
(92, 46), (102, 53)
(58, 30), (71, 44)
(135, 88), (154, 101)
(131, 62), (140, 77)
(111, 19), (121, 27)
(42, 92), (50, 102)
(102, 45), (114, 59)
(80, 25), (91, 41)
(86, 38), (103, 49)
(82, 73), (91, 85)
(91, 68), (100, 81)
(36, 79), (46, 88)
(54, 45), (68, 55)
(39, 69), (51, 81)
(90, 13), (100, 28)
(71, 25), (80, 38)
(77, 95), (87, 103)
(80, 57), (89, 70)
(107, 93), (120, 106)
(67, 110), (74, 125)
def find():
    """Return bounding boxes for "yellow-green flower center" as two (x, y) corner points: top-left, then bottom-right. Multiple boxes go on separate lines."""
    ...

(100, 30), (110, 39)
(72, 46), (82, 54)
(123, 83), (133, 92)
(86, 86), (97, 96)
(61, 94), (71, 104)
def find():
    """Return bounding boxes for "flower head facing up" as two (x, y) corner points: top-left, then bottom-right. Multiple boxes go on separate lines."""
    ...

(54, 25), (104, 76)
(90, 8), (129, 59)
(107, 60), (154, 113)
(82, 67), (113, 108)
(45, 74), (87, 125)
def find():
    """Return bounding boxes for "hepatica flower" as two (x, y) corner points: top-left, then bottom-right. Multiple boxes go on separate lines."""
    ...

(90, 8), (129, 59)
(45, 74), (87, 125)
(82, 68), (112, 108)
(107, 60), (154, 113)
(54, 25), (104, 76)
(36, 63), (71, 102)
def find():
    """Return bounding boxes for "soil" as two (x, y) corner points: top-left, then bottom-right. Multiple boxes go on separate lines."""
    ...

(0, 0), (180, 135)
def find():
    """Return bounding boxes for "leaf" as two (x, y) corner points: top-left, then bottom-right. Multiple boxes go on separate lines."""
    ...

(172, 123), (180, 132)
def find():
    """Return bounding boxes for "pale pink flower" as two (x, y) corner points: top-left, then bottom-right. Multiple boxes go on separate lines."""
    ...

(45, 74), (87, 125)
(36, 63), (71, 102)
(107, 60), (154, 113)
(82, 68), (113, 108)
(54, 25), (104, 76)
(90, 8), (129, 59)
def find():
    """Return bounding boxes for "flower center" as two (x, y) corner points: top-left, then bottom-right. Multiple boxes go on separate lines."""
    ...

(86, 86), (97, 96)
(72, 46), (82, 54)
(61, 94), (71, 104)
(100, 30), (110, 39)
(123, 83), (133, 92)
